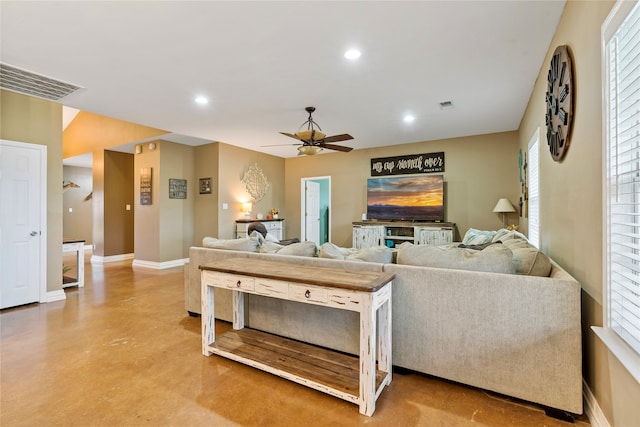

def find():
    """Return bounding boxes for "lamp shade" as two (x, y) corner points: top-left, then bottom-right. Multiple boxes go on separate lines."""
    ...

(493, 198), (516, 213)
(298, 145), (323, 155)
(242, 202), (252, 213)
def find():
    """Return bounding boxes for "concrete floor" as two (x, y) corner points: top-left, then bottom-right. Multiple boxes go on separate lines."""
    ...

(1, 257), (590, 426)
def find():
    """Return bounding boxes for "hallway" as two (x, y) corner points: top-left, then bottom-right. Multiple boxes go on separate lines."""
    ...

(1, 259), (589, 426)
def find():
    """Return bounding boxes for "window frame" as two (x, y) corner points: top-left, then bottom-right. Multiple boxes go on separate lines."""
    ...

(594, 0), (640, 384)
(527, 129), (540, 249)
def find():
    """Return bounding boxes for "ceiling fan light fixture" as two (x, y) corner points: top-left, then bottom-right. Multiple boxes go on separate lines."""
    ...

(298, 145), (323, 155)
(295, 129), (326, 141)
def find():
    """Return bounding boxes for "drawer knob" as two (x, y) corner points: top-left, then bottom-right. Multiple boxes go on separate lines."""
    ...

(236, 280), (241, 288)
(304, 289), (311, 299)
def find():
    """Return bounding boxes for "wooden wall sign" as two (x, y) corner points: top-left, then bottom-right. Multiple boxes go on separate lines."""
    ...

(371, 152), (445, 176)
(140, 167), (152, 205)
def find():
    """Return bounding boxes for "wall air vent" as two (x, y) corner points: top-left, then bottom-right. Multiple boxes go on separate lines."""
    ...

(0, 63), (83, 101)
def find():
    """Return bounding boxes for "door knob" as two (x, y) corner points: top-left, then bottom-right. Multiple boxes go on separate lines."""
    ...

(30, 231), (38, 236)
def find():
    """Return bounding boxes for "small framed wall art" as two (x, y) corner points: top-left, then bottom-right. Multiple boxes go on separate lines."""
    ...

(169, 178), (187, 199)
(199, 177), (212, 194)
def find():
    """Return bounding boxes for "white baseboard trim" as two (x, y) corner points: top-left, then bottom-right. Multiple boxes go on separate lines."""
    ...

(132, 258), (188, 270)
(583, 378), (610, 427)
(43, 289), (66, 303)
(91, 253), (134, 264)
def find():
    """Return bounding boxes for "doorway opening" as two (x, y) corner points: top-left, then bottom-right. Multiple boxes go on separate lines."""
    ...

(300, 176), (331, 245)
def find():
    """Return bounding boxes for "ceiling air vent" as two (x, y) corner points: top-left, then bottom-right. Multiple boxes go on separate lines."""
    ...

(0, 63), (83, 101)
(439, 100), (454, 110)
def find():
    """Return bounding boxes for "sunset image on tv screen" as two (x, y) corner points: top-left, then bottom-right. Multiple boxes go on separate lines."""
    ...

(367, 175), (444, 221)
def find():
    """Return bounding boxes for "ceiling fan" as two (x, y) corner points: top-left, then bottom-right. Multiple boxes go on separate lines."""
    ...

(266, 107), (354, 155)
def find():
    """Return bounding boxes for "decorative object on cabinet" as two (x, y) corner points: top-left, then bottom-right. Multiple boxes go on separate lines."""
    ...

(242, 202), (252, 220)
(169, 178), (187, 199)
(352, 221), (455, 249)
(492, 198), (516, 228)
(140, 167), (152, 205)
(241, 163), (270, 202)
(199, 177), (212, 194)
(545, 45), (574, 162)
(370, 152), (444, 176)
(271, 207), (279, 219)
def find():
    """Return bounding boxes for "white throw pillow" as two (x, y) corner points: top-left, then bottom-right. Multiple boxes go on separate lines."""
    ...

(462, 228), (497, 245)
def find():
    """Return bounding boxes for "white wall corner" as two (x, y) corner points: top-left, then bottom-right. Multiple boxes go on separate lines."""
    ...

(583, 378), (611, 427)
(132, 258), (187, 270)
(43, 289), (66, 303)
(91, 253), (134, 264)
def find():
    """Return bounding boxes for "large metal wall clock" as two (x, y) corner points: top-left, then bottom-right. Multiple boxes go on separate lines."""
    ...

(545, 45), (574, 162)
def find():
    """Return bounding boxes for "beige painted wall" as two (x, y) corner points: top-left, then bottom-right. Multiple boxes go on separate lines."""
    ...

(159, 141), (194, 261)
(284, 132), (520, 248)
(63, 165), (93, 245)
(133, 140), (195, 262)
(63, 111), (168, 158)
(104, 151), (134, 256)
(216, 143), (285, 240)
(0, 89), (63, 293)
(134, 141), (161, 262)
(193, 143), (220, 245)
(518, 1), (640, 425)
(91, 150), (105, 256)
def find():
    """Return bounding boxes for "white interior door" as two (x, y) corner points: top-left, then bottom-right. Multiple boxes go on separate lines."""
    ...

(304, 181), (320, 245)
(0, 140), (46, 309)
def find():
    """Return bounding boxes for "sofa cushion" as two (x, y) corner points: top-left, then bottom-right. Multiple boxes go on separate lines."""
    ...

(501, 238), (532, 250)
(319, 242), (353, 259)
(319, 242), (392, 263)
(276, 241), (317, 257)
(512, 247), (552, 276)
(259, 241), (285, 254)
(461, 228), (497, 245)
(397, 242), (514, 274)
(346, 246), (393, 263)
(202, 236), (259, 252)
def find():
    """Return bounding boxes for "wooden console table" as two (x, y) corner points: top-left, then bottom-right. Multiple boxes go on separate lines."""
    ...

(200, 258), (394, 416)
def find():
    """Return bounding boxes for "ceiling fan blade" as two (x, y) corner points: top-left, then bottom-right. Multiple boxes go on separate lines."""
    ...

(320, 143), (353, 152)
(322, 133), (353, 143)
(279, 132), (302, 141)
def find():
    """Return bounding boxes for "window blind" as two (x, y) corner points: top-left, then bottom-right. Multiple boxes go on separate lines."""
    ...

(606, 1), (640, 356)
(528, 133), (540, 249)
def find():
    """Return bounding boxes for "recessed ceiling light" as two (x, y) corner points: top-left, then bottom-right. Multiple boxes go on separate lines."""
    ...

(403, 114), (415, 123)
(344, 49), (361, 60)
(195, 96), (208, 105)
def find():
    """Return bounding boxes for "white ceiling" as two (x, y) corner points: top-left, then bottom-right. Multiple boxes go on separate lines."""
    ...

(1, 1), (565, 160)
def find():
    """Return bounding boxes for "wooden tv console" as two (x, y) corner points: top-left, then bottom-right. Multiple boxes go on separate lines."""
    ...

(352, 221), (456, 249)
(200, 258), (394, 416)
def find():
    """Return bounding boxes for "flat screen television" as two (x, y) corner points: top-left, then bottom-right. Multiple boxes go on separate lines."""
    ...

(366, 175), (445, 222)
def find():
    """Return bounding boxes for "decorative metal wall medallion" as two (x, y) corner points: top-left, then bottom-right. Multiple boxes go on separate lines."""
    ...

(241, 163), (270, 202)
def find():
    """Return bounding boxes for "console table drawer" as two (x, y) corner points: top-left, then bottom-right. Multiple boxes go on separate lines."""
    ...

(289, 284), (328, 304)
(255, 278), (288, 297)
(203, 271), (255, 291)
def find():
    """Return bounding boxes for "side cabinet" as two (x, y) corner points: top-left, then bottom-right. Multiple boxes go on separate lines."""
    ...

(352, 225), (385, 249)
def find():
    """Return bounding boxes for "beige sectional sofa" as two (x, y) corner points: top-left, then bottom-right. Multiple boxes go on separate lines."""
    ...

(184, 234), (582, 416)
